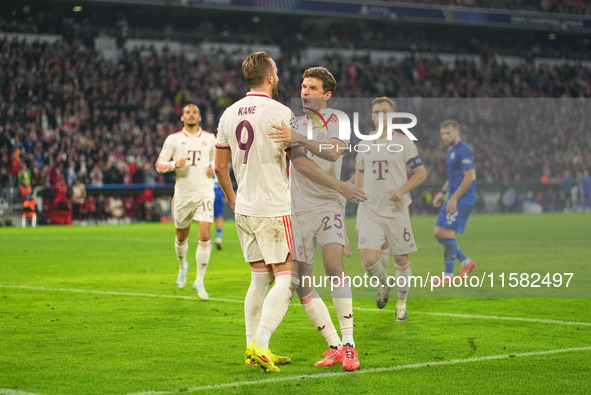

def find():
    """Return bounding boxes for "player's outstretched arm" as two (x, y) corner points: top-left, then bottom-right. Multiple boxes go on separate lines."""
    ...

(288, 147), (366, 204)
(214, 147), (236, 210)
(388, 165), (427, 202)
(269, 121), (343, 162)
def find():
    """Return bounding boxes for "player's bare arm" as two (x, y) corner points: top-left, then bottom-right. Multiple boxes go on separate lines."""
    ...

(288, 147), (366, 204)
(433, 180), (449, 208)
(214, 147), (236, 210)
(349, 168), (364, 188)
(207, 148), (215, 177)
(446, 169), (475, 214)
(268, 121), (344, 162)
(388, 165), (427, 202)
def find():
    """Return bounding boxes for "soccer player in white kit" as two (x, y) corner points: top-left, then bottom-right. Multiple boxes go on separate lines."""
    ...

(214, 52), (295, 373)
(354, 97), (426, 321)
(155, 104), (215, 301)
(269, 67), (361, 371)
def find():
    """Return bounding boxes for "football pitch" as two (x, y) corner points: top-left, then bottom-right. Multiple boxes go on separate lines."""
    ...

(1, 213), (590, 394)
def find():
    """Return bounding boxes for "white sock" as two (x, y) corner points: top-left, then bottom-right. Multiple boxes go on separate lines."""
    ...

(256, 273), (292, 349)
(331, 276), (354, 348)
(174, 237), (188, 269)
(395, 261), (411, 301)
(196, 240), (211, 284)
(461, 258), (471, 266)
(301, 289), (340, 348)
(379, 247), (390, 269)
(244, 268), (274, 347)
(366, 261), (389, 287)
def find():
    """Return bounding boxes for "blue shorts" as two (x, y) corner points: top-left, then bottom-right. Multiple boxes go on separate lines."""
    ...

(435, 200), (473, 234)
(214, 184), (224, 218)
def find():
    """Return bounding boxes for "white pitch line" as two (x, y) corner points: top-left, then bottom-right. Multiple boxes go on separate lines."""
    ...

(2, 284), (590, 326)
(351, 306), (591, 326)
(126, 346), (591, 395)
(412, 311), (591, 326)
(0, 389), (42, 395)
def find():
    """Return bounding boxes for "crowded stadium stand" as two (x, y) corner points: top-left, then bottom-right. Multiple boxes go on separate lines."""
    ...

(1, 0), (590, 225)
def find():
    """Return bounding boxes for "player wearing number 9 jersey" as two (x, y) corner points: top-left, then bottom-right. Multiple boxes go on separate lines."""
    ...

(155, 104), (215, 300)
(215, 52), (293, 373)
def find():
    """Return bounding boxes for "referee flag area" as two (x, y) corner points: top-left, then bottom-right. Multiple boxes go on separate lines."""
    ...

(0, 213), (589, 394)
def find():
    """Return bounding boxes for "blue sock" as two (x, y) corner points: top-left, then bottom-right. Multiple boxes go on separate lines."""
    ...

(216, 229), (222, 238)
(438, 238), (458, 275)
(456, 247), (468, 263)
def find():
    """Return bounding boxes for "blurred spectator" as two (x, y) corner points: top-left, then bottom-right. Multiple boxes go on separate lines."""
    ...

(85, 195), (97, 221)
(109, 196), (124, 218)
(95, 194), (109, 220)
(53, 174), (68, 211)
(71, 179), (87, 221)
(22, 194), (37, 228)
(122, 195), (136, 218)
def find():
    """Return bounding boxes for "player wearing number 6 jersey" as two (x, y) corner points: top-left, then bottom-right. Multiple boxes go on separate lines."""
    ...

(353, 97), (426, 321)
(215, 52), (294, 373)
(155, 104), (215, 300)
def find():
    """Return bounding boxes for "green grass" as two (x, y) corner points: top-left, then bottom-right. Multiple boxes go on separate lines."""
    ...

(1, 213), (590, 394)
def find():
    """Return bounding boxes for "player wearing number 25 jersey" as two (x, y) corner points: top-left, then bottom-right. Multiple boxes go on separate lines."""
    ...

(215, 52), (292, 373)
(156, 104), (215, 301)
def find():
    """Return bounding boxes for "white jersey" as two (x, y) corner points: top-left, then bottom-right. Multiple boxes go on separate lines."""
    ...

(357, 133), (420, 217)
(216, 92), (292, 217)
(291, 109), (348, 214)
(156, 128), (216, 198)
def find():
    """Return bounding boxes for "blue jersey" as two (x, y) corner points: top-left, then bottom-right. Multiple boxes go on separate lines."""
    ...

(581, 176), (591, 196)
(446, 140), (476, 206)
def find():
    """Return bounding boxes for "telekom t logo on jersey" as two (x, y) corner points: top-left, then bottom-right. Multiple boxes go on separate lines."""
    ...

(305, 108), (418, 152)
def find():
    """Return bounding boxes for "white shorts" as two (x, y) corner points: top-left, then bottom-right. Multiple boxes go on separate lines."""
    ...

(293, 210), (348, 265)
(172, 194), (214, 229)
(235, 213), (294, 264)
(357, 205), (417, 255)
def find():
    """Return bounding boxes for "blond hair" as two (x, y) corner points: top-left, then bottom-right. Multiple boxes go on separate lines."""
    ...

(372, 97), (396, 111)
(440, 119), (460, 130)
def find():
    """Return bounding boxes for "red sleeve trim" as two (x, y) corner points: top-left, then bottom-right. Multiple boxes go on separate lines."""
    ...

(215, 145), (230, 149)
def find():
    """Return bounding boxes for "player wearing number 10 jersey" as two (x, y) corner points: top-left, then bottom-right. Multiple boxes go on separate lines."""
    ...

(156, 104), (215, 300)
(215, 52), (293, 373)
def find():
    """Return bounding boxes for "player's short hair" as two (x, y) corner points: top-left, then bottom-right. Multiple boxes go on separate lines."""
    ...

(372, 97), (396, 111)
(303, 67), (337, 95)
(440, 119), (460, 130)
(183, 104), (200, 114)
(242, 52), (273, 88)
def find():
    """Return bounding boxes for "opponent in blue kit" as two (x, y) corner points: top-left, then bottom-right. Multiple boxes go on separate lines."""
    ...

(431, 119), (477, 284)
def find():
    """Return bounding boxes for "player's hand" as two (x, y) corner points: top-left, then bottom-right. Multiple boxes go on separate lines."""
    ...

(387, 188), (404, 201)
(175, 158), (187, 168)
(446, 198), (458, 214)
(268, 121), (302, 144)
(433, 193), (443, 208)
(337, 182), (366, 204)
(228, 197), (236, 211)
(206, 166), (214, 177)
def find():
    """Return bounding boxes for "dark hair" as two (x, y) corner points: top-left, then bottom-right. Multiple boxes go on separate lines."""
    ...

(303, 66), (337, 95)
